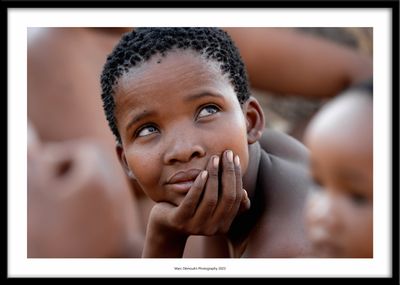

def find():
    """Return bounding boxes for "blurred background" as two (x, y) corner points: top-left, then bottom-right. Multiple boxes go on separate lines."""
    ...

(249, 28), (372, 140)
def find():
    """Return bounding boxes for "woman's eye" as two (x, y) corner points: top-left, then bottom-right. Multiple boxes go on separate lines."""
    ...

(136, 125), (159, 137)
(350, 192), (368, 206)
(197, 105), (220, 119)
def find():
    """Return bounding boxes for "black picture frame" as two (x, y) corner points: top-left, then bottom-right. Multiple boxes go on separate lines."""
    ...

(4, 0), (399, 281)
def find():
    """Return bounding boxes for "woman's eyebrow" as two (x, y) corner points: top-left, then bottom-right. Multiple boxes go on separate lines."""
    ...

(126, 110), (156, 132)
(336, 169), (365, 182)
(335, 170), (372, 192)
(183, 91), (224, 102)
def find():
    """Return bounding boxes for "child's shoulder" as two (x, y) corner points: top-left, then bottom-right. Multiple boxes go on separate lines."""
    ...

(259, 128), (309, 166)
(257, 128), (310, 189)
(243, 129), (312, 257)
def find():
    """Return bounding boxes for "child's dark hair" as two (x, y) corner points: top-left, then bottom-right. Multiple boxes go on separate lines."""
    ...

(100, 27), (251, 143)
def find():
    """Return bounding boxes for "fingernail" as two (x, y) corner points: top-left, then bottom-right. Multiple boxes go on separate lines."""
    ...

(243, 189), (248, 197)
(226, 150), (233, 162)
(213, 156), (219, 168)
(201, 170), (208, 180)
(234, 155), (240, 167)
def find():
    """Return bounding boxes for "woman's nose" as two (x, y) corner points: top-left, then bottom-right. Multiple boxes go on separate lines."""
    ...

(162, 131), (206, 165)
(307, 192), (341, 235)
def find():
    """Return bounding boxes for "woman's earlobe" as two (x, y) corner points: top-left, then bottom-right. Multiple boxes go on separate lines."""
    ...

(116, 143), (136, 179)
(248, 129), (263, 144)
(245, 97), (265, 144)
(127, 170), (135, 179)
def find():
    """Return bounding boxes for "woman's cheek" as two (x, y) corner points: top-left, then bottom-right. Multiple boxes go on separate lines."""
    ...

(231, 134), (250, 175)
(127, 151), (160, 191)
(304, 193), (320, 234)
(343, 205), (373, 257)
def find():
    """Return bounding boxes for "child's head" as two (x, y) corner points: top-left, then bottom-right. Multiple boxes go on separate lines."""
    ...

(100, 28), (264, 205)
(101, 28), (251, 144)
(304, 79), (373, 257)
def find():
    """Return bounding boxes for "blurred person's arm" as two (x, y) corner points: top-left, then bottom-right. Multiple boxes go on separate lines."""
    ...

(28, 123), (143, 257)
(224, 28), (372, 98)
(27, 28), (122, 142)
(27, 28), (146, 257)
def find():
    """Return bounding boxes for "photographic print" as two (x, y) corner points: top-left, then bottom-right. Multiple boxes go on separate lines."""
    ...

(6, 1), (398, 279)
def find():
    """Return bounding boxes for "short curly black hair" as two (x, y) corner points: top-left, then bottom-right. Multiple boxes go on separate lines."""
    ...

(100, 27), (251, 143)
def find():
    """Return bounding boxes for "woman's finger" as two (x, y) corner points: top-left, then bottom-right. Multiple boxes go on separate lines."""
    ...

(192, 155), (219, 223)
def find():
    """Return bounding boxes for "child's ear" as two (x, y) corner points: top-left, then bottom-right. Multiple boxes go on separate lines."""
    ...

(243, 97), (265, 144)
(116, 143), (135, 179)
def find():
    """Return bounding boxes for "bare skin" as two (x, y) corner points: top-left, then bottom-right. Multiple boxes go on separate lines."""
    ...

(28, 123), (142, 257)
(224, 27), (372, 98)
(304, 90), (373, 257)
(28, 28), (145, 257)
(114, 50), (313, 257)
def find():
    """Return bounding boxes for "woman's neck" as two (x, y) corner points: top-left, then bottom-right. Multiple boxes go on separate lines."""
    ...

(226, 142), (265, 256)
(243, 142), (261, 202)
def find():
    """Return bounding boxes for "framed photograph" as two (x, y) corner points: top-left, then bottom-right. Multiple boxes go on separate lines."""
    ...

(6, 0), (399, 280)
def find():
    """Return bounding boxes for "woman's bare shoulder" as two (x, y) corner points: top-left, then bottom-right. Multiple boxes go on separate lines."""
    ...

(258, 128), (309, 166)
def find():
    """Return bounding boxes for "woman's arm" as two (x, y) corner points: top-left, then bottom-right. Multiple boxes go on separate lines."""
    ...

(142, 152), (250, 257)
(225, 28), (372, 99)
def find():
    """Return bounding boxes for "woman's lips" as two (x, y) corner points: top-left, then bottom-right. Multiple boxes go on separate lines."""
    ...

(167, 169), (202, 184)
(311, 241), (342, 257)
(165, 169), (202, 193)
(308, 227), (343, 257)
(165, 180), (195, 193)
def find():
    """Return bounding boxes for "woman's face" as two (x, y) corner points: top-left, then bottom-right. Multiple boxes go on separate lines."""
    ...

(114, 50), (250, 206)
(304, 92), (373, 257)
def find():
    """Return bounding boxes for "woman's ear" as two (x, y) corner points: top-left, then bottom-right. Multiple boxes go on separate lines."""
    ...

(116, 143), (135, 179)
(243, 97), (265, 144)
